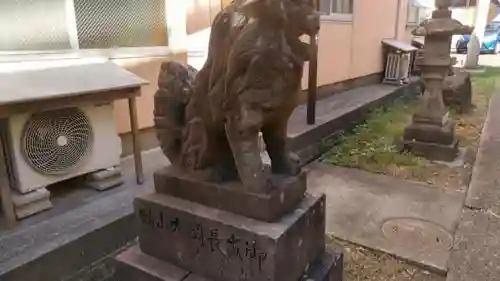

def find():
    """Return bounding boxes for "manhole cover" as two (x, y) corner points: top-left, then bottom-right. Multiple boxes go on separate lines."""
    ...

(381, 218), (453, 251)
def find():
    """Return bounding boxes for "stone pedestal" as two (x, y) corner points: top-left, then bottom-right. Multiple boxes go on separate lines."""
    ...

(153, 167), (306, 222)
(421, 69), (473, 113)
(114, 169), (343, 281)
(400, 118), (459, 161)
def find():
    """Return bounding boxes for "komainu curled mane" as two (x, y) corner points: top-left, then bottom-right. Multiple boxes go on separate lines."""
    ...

(154, 0), (320, 193)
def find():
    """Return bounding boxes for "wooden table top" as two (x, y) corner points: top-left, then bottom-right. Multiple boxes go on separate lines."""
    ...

(0, 61), (148, 106)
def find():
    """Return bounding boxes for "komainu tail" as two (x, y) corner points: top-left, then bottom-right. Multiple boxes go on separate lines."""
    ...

(154, 61), (198, 166)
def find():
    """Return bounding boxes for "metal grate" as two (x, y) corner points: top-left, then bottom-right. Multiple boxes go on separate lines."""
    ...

(384, 53), (411, 85)
(73, 0), (168, 49)
(0, 0), (71, 51)
(385, 53), (400, 83)
(400, 53), (411, 81)
(22, 107), (93, 175)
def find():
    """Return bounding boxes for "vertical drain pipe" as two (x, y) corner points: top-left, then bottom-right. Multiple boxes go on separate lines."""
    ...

(394, 0), (403, 39)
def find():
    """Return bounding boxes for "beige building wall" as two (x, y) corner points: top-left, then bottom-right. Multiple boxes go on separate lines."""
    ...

(113, 0), (221, 135)
(350, 0), (400, 78)
(116, 0), (418, 142)
(113, 52), (187, 134)
(221, 0), (233, 8)
(109, 0), (222, 153)
(303, 0), (413, 89)
(187, 0), (221, 34)
(301, 23), (354, 89)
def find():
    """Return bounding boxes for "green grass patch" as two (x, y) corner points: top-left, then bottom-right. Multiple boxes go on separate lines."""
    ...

(470, 66), (500, 80)
(471, 66), (499, 105)
(321, 66), (500, 182)
(320, 98), (422, 175)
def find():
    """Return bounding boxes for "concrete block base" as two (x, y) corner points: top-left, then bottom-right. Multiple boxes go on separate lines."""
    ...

(86, 166), (124, 191)
(403, 119), (456, 145)
(398, 138), (459, 162)
(12, 188), (52, 219)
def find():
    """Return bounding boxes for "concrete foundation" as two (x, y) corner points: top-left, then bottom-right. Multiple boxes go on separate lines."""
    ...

(11, 188), (52, 219)
(86, 167), (124, 191)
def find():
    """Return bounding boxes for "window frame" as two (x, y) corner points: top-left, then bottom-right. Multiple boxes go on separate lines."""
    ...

(406, 2), (431, 26)
(0, 0), (179, 62)
(320, 0), (354, 22)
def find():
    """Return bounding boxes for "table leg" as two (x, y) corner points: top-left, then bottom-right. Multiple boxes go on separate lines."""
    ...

(0, 136), (16, 227)
(128, 96), (144, 185)
(1, 183), (16, 228)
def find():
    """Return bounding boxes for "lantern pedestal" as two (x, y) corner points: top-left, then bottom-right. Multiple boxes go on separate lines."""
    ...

(398, 1), (472, 162)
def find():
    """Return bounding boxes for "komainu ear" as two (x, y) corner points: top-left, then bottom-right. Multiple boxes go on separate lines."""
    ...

(239, 0), (287, 22)
(239, 0), (266, 16)
(239, 0), (265, 9)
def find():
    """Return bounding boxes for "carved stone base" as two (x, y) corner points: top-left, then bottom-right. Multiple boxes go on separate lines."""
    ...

(153, 167), (306, 222)
(114, 245), (343, 281)
(12, 188), (52, 219)
(403, 120), (456, 145)
(399, 138), (459, 162)
(134, 192), (326, 281)
(400, 117), (459, 161)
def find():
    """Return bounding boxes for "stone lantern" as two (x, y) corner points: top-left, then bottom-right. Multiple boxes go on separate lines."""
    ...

(399, 0), (473, 161)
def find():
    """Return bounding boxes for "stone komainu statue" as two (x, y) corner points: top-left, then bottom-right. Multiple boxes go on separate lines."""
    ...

(154, 0), (320, 193)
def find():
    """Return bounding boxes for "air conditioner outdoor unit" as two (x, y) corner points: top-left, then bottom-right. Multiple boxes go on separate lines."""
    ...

(384, 52), (411, 85)
(3, 102), (122, 196)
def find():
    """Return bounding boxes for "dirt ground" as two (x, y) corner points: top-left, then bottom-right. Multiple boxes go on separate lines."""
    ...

(328, 237), (446, 281)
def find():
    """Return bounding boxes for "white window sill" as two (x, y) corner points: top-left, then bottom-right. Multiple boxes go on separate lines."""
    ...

(0, 46), (178, 64)
(320, 13), (353, 23)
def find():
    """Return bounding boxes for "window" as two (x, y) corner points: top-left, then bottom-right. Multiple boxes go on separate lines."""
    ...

(320, 0), (354, 15)
(407, 2), (431, 25)
(319, 0), (353, 22)
(449, 0), (475, 7)
(407, 5), (420, 24)
(0, 0), (72, 51)
(0, 0), (170, 57)
(73, 0), (167, 49)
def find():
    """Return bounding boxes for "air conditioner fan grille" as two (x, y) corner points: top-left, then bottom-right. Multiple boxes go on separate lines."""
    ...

(21, 107), (93, 175)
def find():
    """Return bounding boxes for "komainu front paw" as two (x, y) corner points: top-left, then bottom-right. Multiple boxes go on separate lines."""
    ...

(285, 152), (301, 175)
(272, 152), (301, 175)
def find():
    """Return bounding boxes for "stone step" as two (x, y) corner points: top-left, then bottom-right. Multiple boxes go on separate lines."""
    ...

(287, 79), (421, 164)
(114, 245), (343, 281)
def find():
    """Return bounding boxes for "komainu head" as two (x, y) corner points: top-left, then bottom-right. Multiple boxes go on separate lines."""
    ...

(238, 0), (288, 27)
(283, 0), (320, 37)
(237, 0), (320, 36)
